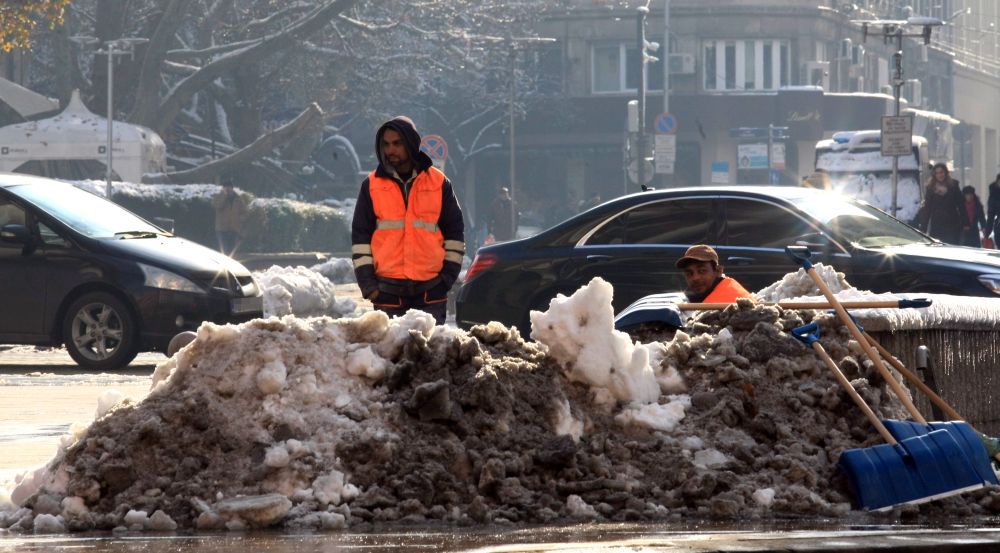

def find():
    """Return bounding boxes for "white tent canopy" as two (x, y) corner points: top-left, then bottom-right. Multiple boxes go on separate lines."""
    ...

(0, 90), (166, 182)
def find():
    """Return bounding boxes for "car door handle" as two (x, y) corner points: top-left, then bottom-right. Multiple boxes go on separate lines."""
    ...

(586, 255), (613, 262)
(727, 256), (755, 266)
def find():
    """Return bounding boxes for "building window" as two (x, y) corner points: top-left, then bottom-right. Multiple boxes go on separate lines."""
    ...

(702, 39), (789, 91)
(591, 43), (666, 93)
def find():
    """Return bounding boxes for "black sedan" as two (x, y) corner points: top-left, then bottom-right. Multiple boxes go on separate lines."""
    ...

(0, 174), (263, 370)
(457, 186), (1000, 330)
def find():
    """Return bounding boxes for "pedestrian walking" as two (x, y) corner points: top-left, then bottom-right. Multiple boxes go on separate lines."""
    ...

(211, 179), (250, 256)
(916, 163), (964, 244)
(487, 186), (518, 242)
(351, 116), (465, 325)
(960, 185), (987, 248)
(984, 173), (1000, 248)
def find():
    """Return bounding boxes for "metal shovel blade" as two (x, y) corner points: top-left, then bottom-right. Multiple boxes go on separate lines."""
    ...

(882, 419), (998, 485)
(838, 428), (988, 511)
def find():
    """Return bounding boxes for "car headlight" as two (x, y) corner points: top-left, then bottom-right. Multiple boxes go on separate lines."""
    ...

(977, 274), (1000, 295)
(139, 263), (205, 294)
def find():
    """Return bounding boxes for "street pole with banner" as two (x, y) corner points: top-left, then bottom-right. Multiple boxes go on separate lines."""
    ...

(855, 16), (943, 216)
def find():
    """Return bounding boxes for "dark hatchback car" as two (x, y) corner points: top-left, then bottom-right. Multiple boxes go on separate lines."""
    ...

(0, 175), (263, 370)
(457, 185), (1000, 330)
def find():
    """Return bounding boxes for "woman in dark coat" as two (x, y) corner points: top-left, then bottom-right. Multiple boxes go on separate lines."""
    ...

(984, 173), (1000, 248)
(916, 163), (964, 244)
(959, 185), (987, 248)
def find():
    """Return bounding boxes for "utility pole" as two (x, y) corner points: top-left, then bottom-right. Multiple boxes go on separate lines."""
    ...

(636, 4), (650, 191)
(662, 0), (671, 187)
(505, 36), (556, 239)
(856, 17), (942, 217)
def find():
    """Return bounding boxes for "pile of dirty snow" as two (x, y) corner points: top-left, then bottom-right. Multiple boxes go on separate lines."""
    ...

(4, 264), (1000, 534)
(253, 265), (357, 318)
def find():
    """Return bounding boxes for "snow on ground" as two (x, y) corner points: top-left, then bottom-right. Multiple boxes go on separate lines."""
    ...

(4, 264), (1000, 533)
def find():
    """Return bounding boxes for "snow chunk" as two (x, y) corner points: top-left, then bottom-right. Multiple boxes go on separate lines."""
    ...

(312, 470), (359, 506)
(552, 399), (584, 441)
(616, 395), (692, 432)
(254, 265), (356, 318)
(264, 444), (290, 468)
(215, 494), (292, 528)
(566, 494), (598, 518)
(257, 358), (288, 395)
(124, 509), (149, 529)
(753, 488), (776, 508)
(530, 277), (661, 404)
(692, 448), (729, 469)
(32, 513), (65, 533)
(95, 390), (124, 419)
(309, 257), (355, 284)
(149, 510), (178, 531)
(345, 345), (389, 380)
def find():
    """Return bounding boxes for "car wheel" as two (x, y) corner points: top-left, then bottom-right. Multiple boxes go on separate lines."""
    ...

(63, 292), (139, 371)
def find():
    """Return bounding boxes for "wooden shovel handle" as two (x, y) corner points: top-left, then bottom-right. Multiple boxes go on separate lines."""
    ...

(678, 300), (915, 311)
(811, 341), (898, 445)
(802, 266), (928, 424)
(862, 331), (965, 422)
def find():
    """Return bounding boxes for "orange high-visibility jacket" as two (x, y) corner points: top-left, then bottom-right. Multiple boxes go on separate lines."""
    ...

(369, 168), (446, 281)
(703, 276), (753, 303)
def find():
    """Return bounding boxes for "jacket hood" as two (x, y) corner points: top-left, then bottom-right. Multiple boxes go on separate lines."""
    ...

(375, 116), (433, 177)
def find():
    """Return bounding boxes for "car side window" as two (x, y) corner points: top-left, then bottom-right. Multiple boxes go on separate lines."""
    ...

(588, 199), (716, 245)
(723, 199), (818, 249)
(0, 200), (25, 227)
(38, 222), (69, 247)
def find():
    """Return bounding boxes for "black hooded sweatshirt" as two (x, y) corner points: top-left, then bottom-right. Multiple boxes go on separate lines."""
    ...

(351, 116), (465, 297)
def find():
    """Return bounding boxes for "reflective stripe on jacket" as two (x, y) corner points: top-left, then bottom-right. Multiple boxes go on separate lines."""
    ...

(703, 276), (753, 303)
(369, 167), (446, 281)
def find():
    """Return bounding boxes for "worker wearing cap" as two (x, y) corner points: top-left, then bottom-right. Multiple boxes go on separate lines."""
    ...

(676, 244), (753, 303)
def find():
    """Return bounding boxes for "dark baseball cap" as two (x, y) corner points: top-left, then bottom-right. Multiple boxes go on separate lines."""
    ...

(676, 244), (719, 268)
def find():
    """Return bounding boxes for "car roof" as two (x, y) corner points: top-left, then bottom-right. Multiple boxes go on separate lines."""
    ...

(600, 185), (845, 210)
(0, 172), (72, 189)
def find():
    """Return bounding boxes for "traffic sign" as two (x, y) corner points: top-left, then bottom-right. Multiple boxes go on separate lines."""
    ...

(654, 112), (678, 135)
(880, 115), (913, 157)
(654, 134), (676, 174)
(419, 134), (448, 171)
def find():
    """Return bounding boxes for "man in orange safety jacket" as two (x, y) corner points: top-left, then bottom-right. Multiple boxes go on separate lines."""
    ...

(675, 244), (753, 303)
(351, 116), (465, 324)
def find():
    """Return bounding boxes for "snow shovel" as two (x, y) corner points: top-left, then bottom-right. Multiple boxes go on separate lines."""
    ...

(860, 331), (999, 485)
(790, 322), (989, 511)
(784, 246), (927, 425)
(680, 298), (932, 311)
(614, 292), (686, 331)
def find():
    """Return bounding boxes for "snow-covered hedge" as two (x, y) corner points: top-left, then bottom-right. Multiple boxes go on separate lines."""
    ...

(75, 181), (352, 254)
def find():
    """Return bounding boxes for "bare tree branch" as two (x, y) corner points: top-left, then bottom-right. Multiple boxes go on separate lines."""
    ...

(145, 103), (324, 184)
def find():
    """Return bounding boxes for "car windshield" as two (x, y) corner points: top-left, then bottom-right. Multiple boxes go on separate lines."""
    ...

(789, 194), (933, 248)
(9, 183), (163, 239)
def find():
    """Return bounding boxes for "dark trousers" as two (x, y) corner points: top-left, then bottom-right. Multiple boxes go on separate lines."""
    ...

(373, 294), (447, 325)
(217, 231), (240, 256)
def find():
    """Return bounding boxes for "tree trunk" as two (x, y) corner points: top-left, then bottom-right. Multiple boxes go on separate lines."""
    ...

(144, 103), (324, 184)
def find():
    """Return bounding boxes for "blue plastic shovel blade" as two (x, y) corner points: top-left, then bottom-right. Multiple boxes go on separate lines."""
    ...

(882, 419), (998, 485)
(838, 429), (987, 511)
(614, 293), (685, 331)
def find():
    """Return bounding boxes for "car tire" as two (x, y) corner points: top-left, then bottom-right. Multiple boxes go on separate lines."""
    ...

(62, 291), (139, 371)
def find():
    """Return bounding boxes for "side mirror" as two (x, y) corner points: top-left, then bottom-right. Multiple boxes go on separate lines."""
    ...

(0, 224), (30, 244)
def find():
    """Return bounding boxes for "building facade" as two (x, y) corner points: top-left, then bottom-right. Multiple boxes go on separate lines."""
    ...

(464, 0), (1000, 230)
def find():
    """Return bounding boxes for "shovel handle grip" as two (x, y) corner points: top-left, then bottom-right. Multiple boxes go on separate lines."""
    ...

(785, 245), (813, 269)
(790, 322), (820, 345)
(897, 298), (932, 309)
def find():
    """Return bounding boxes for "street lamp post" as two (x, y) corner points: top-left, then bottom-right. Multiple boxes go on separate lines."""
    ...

(94, 37), (148, 199)
(856, 17), (942, 217)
